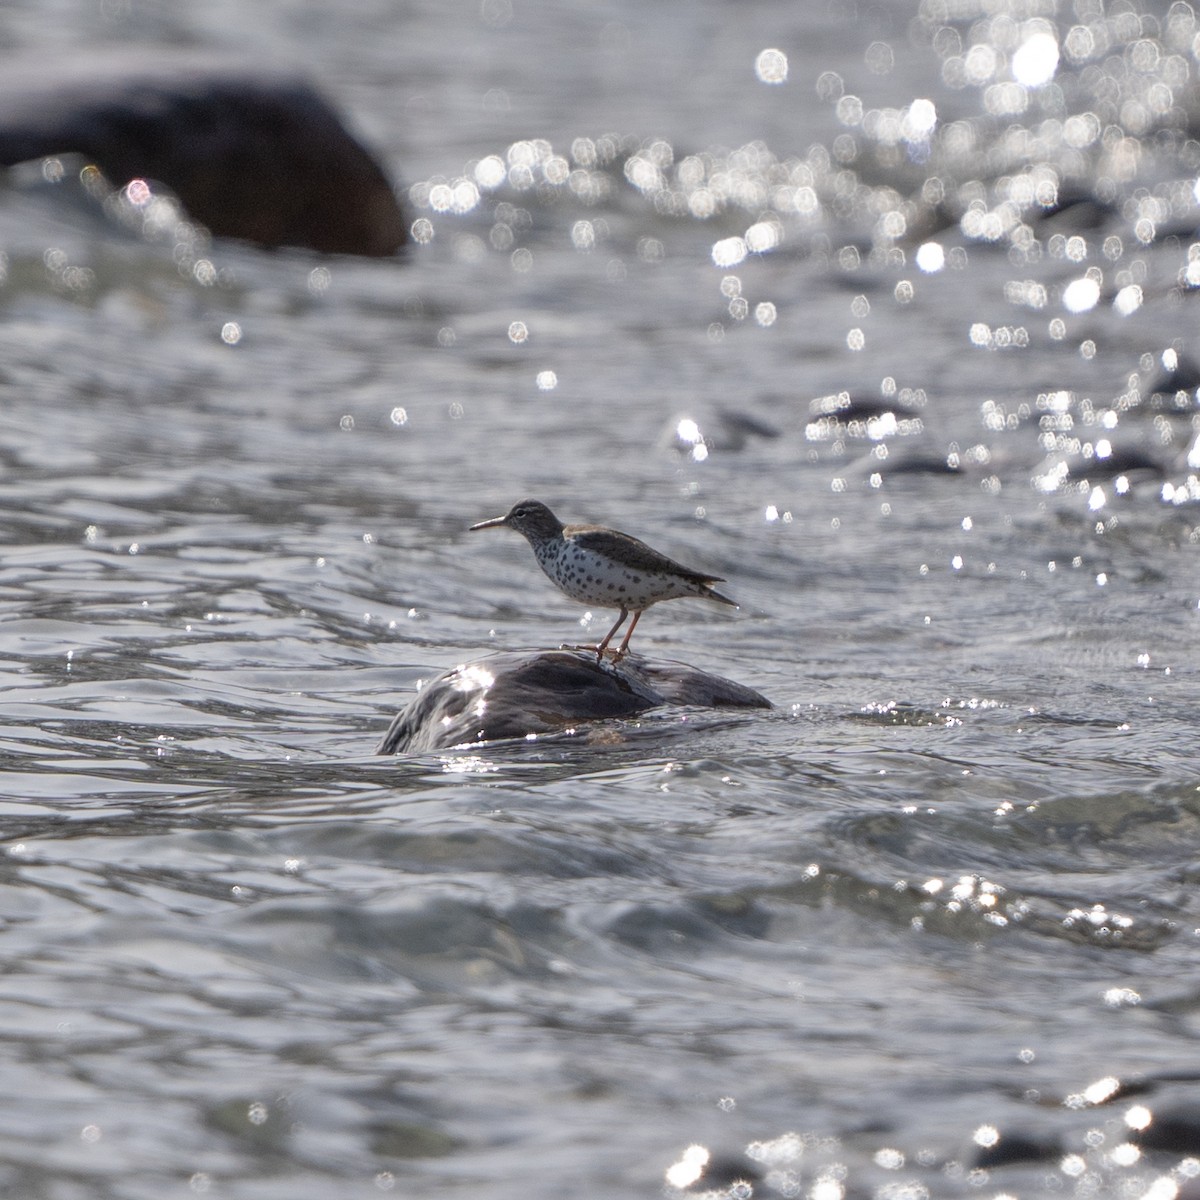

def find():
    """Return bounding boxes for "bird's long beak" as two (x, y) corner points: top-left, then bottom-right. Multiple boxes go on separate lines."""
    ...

(469, 515), (508, 531)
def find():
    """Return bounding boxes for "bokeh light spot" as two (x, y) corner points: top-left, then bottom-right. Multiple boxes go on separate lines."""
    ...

(745, 221), (780, 253)
(1063, 277), (1100, 313)
(1113, 285), (1142, 315)
(1013, 31), (1060, 86)
(712, 237), (748, 267)
(665, 1145), (710, 1189)
(755, 48), (788, 84)
(916, 243), (945, 273)
(865, 41), (895, 74)
(475, 155), (507, 189)
(904, 98), (937, 140)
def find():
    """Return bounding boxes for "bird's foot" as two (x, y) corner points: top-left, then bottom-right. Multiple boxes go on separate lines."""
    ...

(560, 641), (629, 665)
(563, 641), (612, 659)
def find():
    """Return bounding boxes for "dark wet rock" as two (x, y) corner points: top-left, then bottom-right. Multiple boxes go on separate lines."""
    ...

(808, 391), (921, 423)
(1047, 443), (1167, 482)
(923, 185), (1117, 245)
(1145, 354), (1200, 398)
(665, 409), (780, 455)
(1131, 1103), (1200, 1155)
(1034, 192), (1118, 233)
(1088, 447), (1167, 477)
(673, 1151), (763, 1193)
(0, 50), (406, 256)
(804, 391), (928, 448)
(870, 449), (963, 476)
(846, 445), (963, 478)
(376, 648), (772, 754)
(972, 1129), (1061, 1168)
(713, 408), (783, 450)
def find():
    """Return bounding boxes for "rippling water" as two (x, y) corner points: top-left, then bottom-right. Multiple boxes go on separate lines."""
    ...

(2, 1), (1200, 1198)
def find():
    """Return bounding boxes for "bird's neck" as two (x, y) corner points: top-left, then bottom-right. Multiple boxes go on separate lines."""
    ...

(529, 533), (564, 562)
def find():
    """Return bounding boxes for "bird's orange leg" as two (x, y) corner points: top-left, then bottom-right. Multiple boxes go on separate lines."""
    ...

(594, 609), (629, 660)
(612, 610), (643, 660)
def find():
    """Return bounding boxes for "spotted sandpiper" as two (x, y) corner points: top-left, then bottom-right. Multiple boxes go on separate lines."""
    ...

(469, 499), (736, 659)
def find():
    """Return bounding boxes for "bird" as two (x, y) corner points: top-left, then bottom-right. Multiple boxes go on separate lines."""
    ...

(469, 498), (736, 660)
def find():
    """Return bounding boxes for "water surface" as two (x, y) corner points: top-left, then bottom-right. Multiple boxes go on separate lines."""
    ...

(1, 1), (1200, 1197)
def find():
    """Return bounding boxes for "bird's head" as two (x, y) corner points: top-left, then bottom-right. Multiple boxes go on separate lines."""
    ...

(469, 498), (564, 542)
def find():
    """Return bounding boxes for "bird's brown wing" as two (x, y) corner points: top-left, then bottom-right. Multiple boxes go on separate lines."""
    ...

(567, 525), (726, 585)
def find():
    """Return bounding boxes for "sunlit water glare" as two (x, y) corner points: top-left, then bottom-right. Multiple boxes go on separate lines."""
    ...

(0, 1), (1199, 1198)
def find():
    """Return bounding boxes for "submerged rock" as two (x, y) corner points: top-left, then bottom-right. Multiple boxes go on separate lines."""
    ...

(0, 50), (406, 256)
(376, 648), (772, 754)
